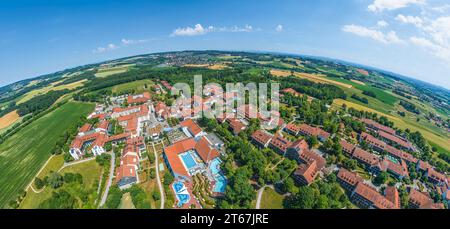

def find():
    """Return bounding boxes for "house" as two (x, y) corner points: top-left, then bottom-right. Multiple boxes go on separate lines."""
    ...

(284, 123), (301, 136)
(226, 118), (247, 135)
(127, 92), (151, 105)
(378, 131), (414, 151)
(408, 189), (445, 209)
(154, 101), (170, 120)
(251, 130), (273, 148)
(374, 158), (409, 179)
(337, 168), (363, 192)
(351, 147), (379, 169)
(292, 149), (326, 186)
(360, 118), (396, 135)
(426, 168), (448, 185)
(298, 124), (330, 142)
(163, 137), (220, 181)
(340, 139), (356, 155)
(351, 182), (397, 209)
(116, 137), (143, 190)
(268, 134), (292, 155)
(360, 132), (386, 152)
(285, 139), (309, 161)
(385, 145), (418, 165)
(384, 186), (401, 209)
(180, 119), (205, 138)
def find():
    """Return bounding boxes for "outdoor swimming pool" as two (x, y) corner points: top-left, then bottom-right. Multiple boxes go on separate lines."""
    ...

(180, 151), (197, 169)
(209, 158), (227, 193)
(172, 181), (190, 207)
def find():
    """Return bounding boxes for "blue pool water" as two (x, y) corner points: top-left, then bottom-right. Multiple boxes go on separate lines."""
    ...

(172, 181), (190, 207)
(180, 152), (197, 169)
(209, 158), (227, 193)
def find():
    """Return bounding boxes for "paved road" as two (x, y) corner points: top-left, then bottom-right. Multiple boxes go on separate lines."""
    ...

(99, 152), (115, 208)
(58, 157), (95, 172)
(152, 141), (165, 209)
(255, 185), (274, 209)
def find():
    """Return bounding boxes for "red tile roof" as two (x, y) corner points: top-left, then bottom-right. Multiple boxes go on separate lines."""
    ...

(285, 123), (301, 135)
(352, 147), (379, 166)
(360, 118), (396, 135)
(340, 139), (356, 154)
(353, 183), (397, 209)
(194, 137), (220, 163)
(376, 158), (409, 177)
(180, 119), (203, 136)
(337, 168), (363, 187)
(116, 164), (137, 181)
(294, 160), (319, 185)
(360, 132), (386, 150)
(409, 189), (435, 209)
(164, 138), (197, 177)
(385, 186), (401, 209)
(251, 130), (273, 147)
(378, 131), (413, 149)
(79, 123), (92, 133)
(289, 139), (309, 152)
(269, 134), (293, 153)
(127, 92), (151, 104)
(227, 118), (246, 135)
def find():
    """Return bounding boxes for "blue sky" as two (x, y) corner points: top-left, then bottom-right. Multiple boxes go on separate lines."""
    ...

(1, 0), (450, 89)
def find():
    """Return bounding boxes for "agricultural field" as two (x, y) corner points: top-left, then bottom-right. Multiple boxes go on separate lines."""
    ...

(95, 64), (134, 78)
(271, 69), (353, 89)
(17, 79), (87, 104)
(0, 110), (20, 129)
(0, 101), (94, 208)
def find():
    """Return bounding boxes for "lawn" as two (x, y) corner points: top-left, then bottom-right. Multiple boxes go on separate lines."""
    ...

(0, 101), (94, 208)
(20, 159), (103, 209)
(111, 79), (154, 94)
(260, 187), (284, 209)
(119, 192), (136, 209)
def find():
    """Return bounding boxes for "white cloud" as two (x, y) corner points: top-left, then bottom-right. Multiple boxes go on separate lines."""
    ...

(275, 24), (283, 32)
(121, 38), (148, 45)
(171, 24), (256, 37)
(431, 4), (450, 13)
(377, 20), (389, 28)
(410, 36), (450, 61)
(396, 14), (424, 27)
(93, 43), (118, 53)
(171, 24), (210, 36)
(342, 24), (404, 44)
(368, 0), (426, 12)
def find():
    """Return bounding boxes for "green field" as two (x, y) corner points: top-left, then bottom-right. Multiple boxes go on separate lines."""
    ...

(111, 79), (154, 94)
(260, 187), (284, 209)
(0, 101), (94, 208)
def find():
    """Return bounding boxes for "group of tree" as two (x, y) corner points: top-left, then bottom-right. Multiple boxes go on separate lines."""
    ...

(399, 100), (420, 114)
(351, 94), (369, 104)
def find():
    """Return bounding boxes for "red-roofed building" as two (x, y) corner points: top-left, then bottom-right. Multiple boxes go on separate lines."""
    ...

(286, 139), (309, 161)
(351, 183), (397, 209)
(127, 92), (151, 105)
(351, 147), (379, 168)
(360, 118), (396, 135)
(340, 139), (356, 155)
(292, 149), (326, 186)
(284, 123), (301, 136)
(378, 131), (414, 151)
(426, 168), (448, 185)
(374, 158), (409, 179)
(360, 132), (386, 152)
(194, 137), (220, 164)
(385, 186), (401, 209)
(408, 189), (444, 209)
(79, 123), (92, 133)
(298, 124), (330, 142)
(226, 118), (247, 135)
(251, 130), (273, 148)
(180, 119), (204, 138)
(154, 101), (170, 120)
(269, 134), (292, 155)
(337, 168), (363, 192)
